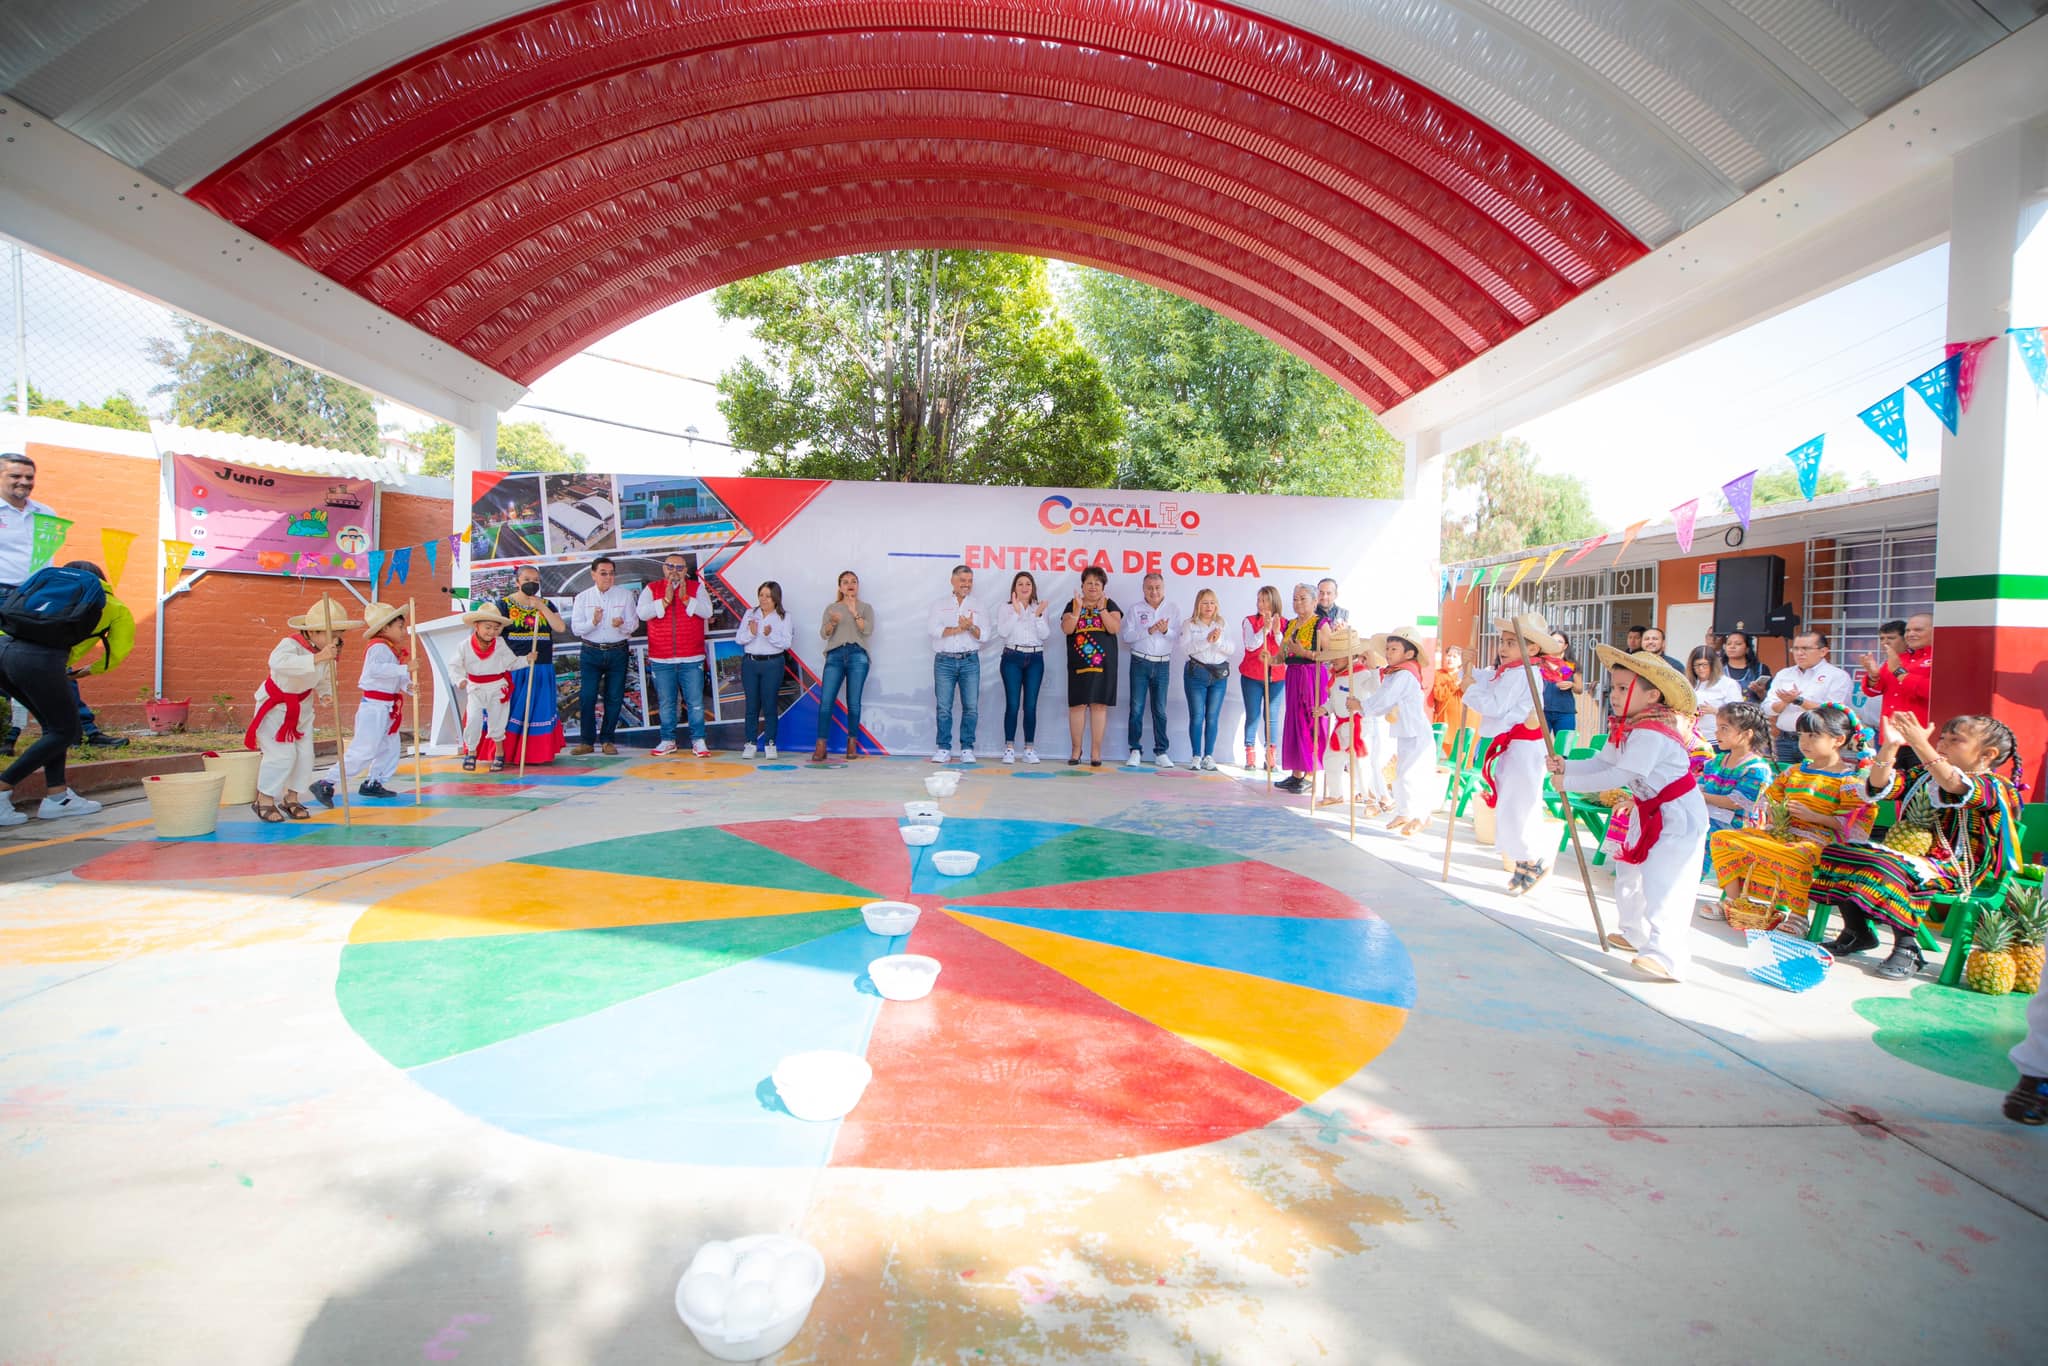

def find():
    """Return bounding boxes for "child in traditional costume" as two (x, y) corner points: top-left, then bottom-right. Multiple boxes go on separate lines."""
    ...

(1356, 633), (1395, 814)
(1813, 713), (2022, 980)
(1356, 626), (1435, 835)
(490, 566), (567, 766)
(458, 603), (531, 771)
(1317, 641), (1376, 807)
(310, 601), (411, 805)
(245, 595), (359, 821)
(1546, 648), (1707, 981)
(1693, 701), (1777, 916)
(1708, 704), (1892, 930)
(1463, 613), (1559, 894)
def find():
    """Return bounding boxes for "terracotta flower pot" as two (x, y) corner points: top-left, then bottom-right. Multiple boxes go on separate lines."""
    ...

(144, 699), (191, 734)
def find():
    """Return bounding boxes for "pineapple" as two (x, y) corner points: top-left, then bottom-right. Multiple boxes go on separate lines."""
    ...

(1883, 823), (1934, 857)
(2006, 886), (2045, 995)
(1960, 906), (2017, 996)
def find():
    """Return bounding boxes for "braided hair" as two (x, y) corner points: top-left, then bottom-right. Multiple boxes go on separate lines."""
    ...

(1944, 714), (2025, 792)
(1717, 701), (1774, 756)
(1796, 702), (1866, 758)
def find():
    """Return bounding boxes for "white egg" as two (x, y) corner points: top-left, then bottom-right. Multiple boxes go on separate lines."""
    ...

(771, 1258), (816, 1315)
(733, 1249), (780, 1285)
(688, 1241), (735, 1277)
(678, 1272), (729, 1324)
(723, 1282), (775, 1335)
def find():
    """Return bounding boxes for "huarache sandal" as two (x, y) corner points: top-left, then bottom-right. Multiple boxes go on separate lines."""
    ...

(250, 798), (286, 824)
(279, 801), (313, 820)
(2005, 1075), (2048, 1126)
(462, 755), (477, 771)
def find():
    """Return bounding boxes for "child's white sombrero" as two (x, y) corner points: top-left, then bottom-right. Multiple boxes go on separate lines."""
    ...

(360, 601), (411, 638)
(288, 595), (362, 633)
(1494, 612), (1561, 656)
(1594, 644), (1697, 715)
(463, 602), (513, 627)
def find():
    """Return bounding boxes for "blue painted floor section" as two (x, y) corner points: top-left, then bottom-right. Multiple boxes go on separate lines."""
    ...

(909, 818), (1076, 894)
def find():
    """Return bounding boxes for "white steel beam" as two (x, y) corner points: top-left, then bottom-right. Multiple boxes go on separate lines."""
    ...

(0, 100), (525, 425)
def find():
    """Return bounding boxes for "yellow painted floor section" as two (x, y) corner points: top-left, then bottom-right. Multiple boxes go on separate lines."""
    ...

(949, 911), (1407, 1102)
(302, 806), (441, 826)
(617, 759), (754, 781)
(349, 863), (867, 943)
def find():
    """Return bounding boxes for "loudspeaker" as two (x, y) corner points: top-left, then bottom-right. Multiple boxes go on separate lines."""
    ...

(1713, 555), (1785, 635)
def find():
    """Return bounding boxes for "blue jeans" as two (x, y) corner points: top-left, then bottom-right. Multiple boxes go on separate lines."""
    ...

(1127, 655), (1170, 755)
(1185, 663), (1227, 758)
(1000, 649), (1044, 743)
(1240, 673), (1283, 750)
(578, 645), (628, 744)
(933, 652), (979, 752)
(1545, 710), (1576, 744)
(818, 644), (870, 748)
(647, 658), (707, 744)
(741, 653), (785, 745)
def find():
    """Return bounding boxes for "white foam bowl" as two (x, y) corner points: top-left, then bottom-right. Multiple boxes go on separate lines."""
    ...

(771, 1050), (873, 1122)
(676, 1234), (827, 1362)
(868, 954), (942, 1001)
(903, 800), (944, 824)
(899, 822), (939, 846)
(860, 900), (921, 936)
(923, 773), (961, 798)
(930, 850), (980, 877)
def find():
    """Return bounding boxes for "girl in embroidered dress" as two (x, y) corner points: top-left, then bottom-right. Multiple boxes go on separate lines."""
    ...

(1548, 648), (1708, 981)
(1356, 626), (1435, 835)
(1693, 701), (1776, 916)
(1813, 714), (2023, 981)
(310, 602), (412, 806)
(458, 603), (531, 772)
(1708, 704), (1895, 928)
(245, 596), (359, 822)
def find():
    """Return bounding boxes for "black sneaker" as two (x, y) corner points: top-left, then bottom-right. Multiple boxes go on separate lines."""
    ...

(1827, 920), (1880, 957)
(309, 779), (336, 808)
(82, 729), (130, 749)
(2004, 1075), (2048, 1126)
(357, 780), (398, 799)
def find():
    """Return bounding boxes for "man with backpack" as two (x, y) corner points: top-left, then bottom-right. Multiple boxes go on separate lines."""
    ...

(0, 559), (133, 823)
(0, 453), (128, 752)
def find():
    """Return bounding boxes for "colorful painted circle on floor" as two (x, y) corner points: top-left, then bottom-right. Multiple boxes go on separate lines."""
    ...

(335, 817), (1415, 1169)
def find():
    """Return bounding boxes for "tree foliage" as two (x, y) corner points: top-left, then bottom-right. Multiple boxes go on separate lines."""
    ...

(1061, 269), (1403, 498)
(23, 384), (149, 431)
(1729, 468), (1862, 510)
(146, 319), (378, 455)
(414, 420), (587, 478)
(1440, 436), (1601, 561)
(714, 251), (1122, 486)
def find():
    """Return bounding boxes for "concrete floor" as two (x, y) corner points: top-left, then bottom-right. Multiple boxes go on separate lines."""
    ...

(1, 754), (2041, 1365)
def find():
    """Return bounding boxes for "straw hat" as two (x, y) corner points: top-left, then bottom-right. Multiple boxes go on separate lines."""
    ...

(1595, 644), (1697, 715)
(360, 601), (411, 638)
(1383, 625), (1428, 654)
(288, 594), (362, 633)
(463, 601), (513, 627)
(1496, 612), (1561, 656)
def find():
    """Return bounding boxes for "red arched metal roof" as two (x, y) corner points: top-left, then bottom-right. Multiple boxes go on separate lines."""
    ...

(178, 0), (1647, 407)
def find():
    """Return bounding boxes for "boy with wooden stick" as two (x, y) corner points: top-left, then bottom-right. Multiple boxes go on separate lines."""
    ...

(311, 601), (411, 805)
(1463, 613), (1558, 895)
(458, 603), (530, 771)
(245, 595), (359, 821)
(1355, 626), (1435, 836)
(1546, 648), (1707, 982)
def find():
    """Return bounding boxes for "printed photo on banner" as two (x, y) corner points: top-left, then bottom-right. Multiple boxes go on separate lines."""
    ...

(469, 474), (544, 563)
(542, 474), (620, 555)
(617, 475), (737, 543)
(169, 453), (378, 578)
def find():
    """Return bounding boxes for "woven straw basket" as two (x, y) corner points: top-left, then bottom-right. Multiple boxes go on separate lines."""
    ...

(201, 750), (263, 805)
(144, 771), (227, 838)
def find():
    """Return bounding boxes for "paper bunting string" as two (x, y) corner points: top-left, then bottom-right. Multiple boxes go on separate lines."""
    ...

(1466, 565), (1490, 598)
(1785, 435), (1826, 501)
(28, 513), (72, 574)
(1534, 546), (1567, 583)
(1504, 556), (1539, 592)
(1562, 534), (1608, 568)
(423, 537), (439, 572)
(2011, 327), (2047, 398)
(368, 549), (385, 587)
(99, 528), (135, 587)
(1611, 520), (1648, 567)
(1946, 336), (1998, 415)
(1671, 500), (1699, 554)
(1907, 354), (1961, 434)
(391, 545), (412, 585)
(1857, 390), (1910, 461)
(1722, 471), (1756, 530)
(162, 539), (194, 592)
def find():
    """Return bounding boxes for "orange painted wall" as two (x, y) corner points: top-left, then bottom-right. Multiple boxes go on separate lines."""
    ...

(1653, 544), (1804, 673)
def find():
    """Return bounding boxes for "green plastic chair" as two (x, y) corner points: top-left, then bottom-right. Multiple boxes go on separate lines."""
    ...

(1926, 810), (2035, 986)
(1442, 727), (1484, 817)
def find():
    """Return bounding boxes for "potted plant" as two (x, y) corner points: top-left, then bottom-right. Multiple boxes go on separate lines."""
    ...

(137, 685), (191, 734)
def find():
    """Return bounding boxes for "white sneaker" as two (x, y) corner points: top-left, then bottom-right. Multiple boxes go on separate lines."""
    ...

(1125, 750), (1143, 767)
(38, 791), (101, 820)
(1023, 748), (1040, 764)
(931, 749), (951, 764)
(651, 740), (678, 756)
(1154, 754), (1174, 769)
(764, 744), (778, 759)
(959, 749), (976, 764)
(692, 741), (709, 757)
(0, 803), (26, 826)
(742, 743), (758, 759)
(1003, 747), (1016, 764)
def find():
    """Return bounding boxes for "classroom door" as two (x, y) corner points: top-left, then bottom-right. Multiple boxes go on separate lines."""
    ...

(1664, 601), (1715, 663)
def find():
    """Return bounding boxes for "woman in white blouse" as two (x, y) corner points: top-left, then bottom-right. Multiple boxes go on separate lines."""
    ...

(1181, 588), (1234, 771)
(1687, 645), (1742, 749)
(995, 571), (1052, 763)
(737, 581), (794, 758)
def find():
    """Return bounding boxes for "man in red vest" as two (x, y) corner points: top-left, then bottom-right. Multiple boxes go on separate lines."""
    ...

(1859, 612), (1932, 767)
(638, 554), (714, 756)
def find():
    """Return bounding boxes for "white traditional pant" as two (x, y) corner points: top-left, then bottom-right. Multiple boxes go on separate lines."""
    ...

(251, 707), (314, 798)
(1612, 793), (1709, 980)
(1391, 734), (1435, 821)
(462, 683), (511, 751)
(1488, 738), (1550, 863)
(319, 698), (403, 787)
(1364, 715), (1392, 802)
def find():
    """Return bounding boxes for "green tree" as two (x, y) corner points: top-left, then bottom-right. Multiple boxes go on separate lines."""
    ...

(413, 420), (587, 477)
(147, 319), (377, 455)
(1440, 436), (1601, 561)
(715, 251), (1122, 485)
(22, 384), (150, 431)
(1729, 468), (1862, 509)
(1062, 269), (1403, 498)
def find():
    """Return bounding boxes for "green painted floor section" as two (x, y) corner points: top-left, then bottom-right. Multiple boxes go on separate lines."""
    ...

(293, 826), (483, 848)
(406, 795), (563, 811)
(943, 825), (1242, 900)
(336, 907), (865, 1069)
(519, 827), (875, 898)
(1854, 983), (2032, 1090)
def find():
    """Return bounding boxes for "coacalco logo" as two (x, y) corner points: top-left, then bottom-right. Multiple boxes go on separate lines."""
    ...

(1037, 494), (1200, 534)
(1037, 495), (1075, 533)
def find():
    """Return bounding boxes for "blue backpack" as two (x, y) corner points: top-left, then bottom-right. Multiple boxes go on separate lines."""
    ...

(0, 564), (107, 648)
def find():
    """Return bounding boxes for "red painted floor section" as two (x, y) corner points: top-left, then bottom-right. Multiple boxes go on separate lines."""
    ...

(726, 816), (911, 902)
(418, 782), (537, 796)
(830, 910), (1300, 1169)
(946, 860), (1369, 919)
(73, 842), (411, 882)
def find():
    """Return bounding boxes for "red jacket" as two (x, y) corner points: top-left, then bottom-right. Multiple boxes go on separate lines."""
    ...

(643, 580), (709, 660)
(1862, 645), (1931, 727)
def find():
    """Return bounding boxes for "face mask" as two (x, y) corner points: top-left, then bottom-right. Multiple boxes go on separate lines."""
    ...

(519, 581), (539, 594)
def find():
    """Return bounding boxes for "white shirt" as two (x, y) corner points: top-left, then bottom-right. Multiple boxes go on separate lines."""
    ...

(1358, 667), (1431, 739)
(1463, 664), (1540, 739)
(0, 495), (57, 586)
(571, 584), (640, 644)
(1764, 660), (1853, 733)
(355, 640), (411, 693)
(996, 601), (1053, 649)
(928, 593), (987, 655)
(1121, 598), (1179, 660)
(1689, 674), (1742, 744)
(737, 608), (793, 655)
(1180, 616), (1233, 666)
(636, 581), (713, 660)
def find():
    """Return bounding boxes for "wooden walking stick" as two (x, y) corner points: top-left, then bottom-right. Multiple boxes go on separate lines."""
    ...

(1441, 614), (1483, 880)
(1512, 635), (1609, 952)
(1345, 653), (1360, 839)
(326, 647), (354, 829)
(515, 602), (543, 779)
(406, 597), (423, 806)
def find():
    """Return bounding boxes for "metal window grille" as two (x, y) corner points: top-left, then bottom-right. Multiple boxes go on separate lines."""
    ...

(1473, 564), (1657, 700)
(1801, 527), (1936, 663)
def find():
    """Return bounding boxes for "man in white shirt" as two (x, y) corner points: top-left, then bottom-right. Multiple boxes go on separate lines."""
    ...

(927, 563), (985, 763)
(1121, 572), (1178, 767)
(1765, 630), (1854, 764)
(0, 452), (127, 752)
(637, 554), (714, 755)
(569, 556), (639, 755)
